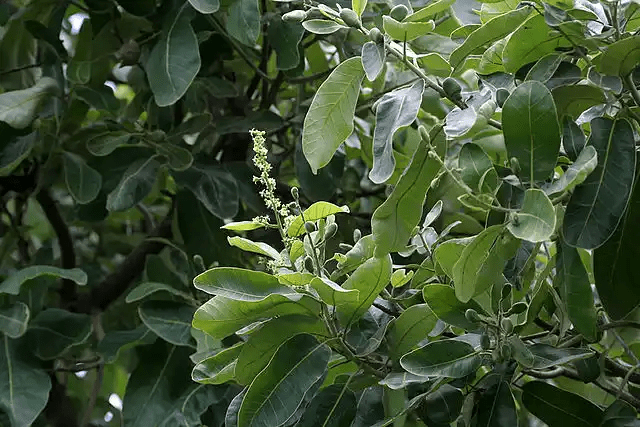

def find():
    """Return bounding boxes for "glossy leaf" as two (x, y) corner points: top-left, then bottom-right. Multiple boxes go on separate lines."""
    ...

(188, 0), (219, 13)
(507, 189), (556, 243)
(0, 133), (35, 176)
(174, 163), (239, 219)
(371, 135), (440, 254)
(237, 334), (331, 427)
(388, 304), (437, 359)
(406, 0), (455, 21)
(546, 146), (597, 196)
(597, 36), (640, 76)
(562, 116), (586, 161)
(552, 85), (606, 119)
(449, 7), (531, 68)
(563, 118), (636, 249)
(362, 41), (385, 81)
(194, 267), (294, 300)
(0, 77), (58, 129)
(227, 237), (281, 260)
(287, 202), (349, 237)
(0, 266), (87, 295)
(422, 284), (486, 330)
(526, 344), (593, 369)
(227, 0), (260, 46)
(192, 342), (243, 384)
(302, 57), (365, 173)
(0, 336), (51, 427)
(297, 383), (357, 427)
(502, 80), (561, 184)
(369, 80), (424, 184)
(459, 143), (498, 193)
(27, 308), (92, 360)
(522, 381), (604, 427)
(146, 3), (201, 106)
(62, 151), (102, 204)
(302, 20), (345, 34)
(139, 300), (195, 346)
(126, 282), (193, 303)
(400, 339), (481, 378)
(106, 157), (161, 212)
(0, 302), (29, 338)
(477, 381), (517, 427)
(382, 16), (435, 41)
(339, 255), (392, 324)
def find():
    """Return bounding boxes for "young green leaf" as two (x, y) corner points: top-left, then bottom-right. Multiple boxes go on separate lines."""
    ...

(194, 267), (294, 300)
(302, 57), (365, 173)
(382, 16), (435, 41)
(362, 41), (385, 81)
(302, 19), (346, 34)
(287, 201), (349, 237)
(309, 277), (359, 306)
(227, 237), (281, 260)
(405, 0), (455, 22)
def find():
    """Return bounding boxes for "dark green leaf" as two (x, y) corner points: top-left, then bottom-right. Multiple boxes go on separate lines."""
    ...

(106, 157), (160, 212)
(563, 118), (636, 249)
(562, 116), (586, 161)
(418, 384), (463, 424)
(379, 372), (430, 389)
(525, 53), (563, 82)
(296, 383), (357, 427)
(85, 129), (131, 156)
(268, 17), (305, 71)
(62, 151), (102, 204)
(174, 163), (239, 219)
(552, 85), (607, 119)
(27, 308), (92, 359)
(0, 266), (87, 295)
(97, 325), (157, 364)
(139, 300), (195, 346)
(527, 344), (593, 369)
(387, 303), (437, 359)
(522, 381), (604, 427)
(400, 339), (481, 378)
(422, 284), (486, 330)
(339, 255), (392, 324)
(458, 143), (498, 194)
(188, 0), (219, 13)
(477, 381), (517, 427)
(126, 282), (193, 303)
(0, 302), (29, 338)
(227, 0), (260, 46)
(596, 36), (640, 76)
(192, 342), (243, 384)
(546, 145), (597, 196)
(0, 77), (58, 129)
(67, 20), (92, 84)
(74, 85), (120, 112)
(0, 132), (35, 176)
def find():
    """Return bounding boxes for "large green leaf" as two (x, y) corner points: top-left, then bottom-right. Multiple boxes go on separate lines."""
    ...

(563, 118), (636, 249)
(382, 16), (435, 41)
(302, 57), (365, 173)
(268, 17), (305, 71)
(126, 282), (193, 303)
(106, 157), (161, 212)
(0, 302), (29, 338)
(400, 339), (481, 378)
(562, 116), (586, 161)
(297, 383), (357, 427)
(522, 344), (593, 369)
(227, 0), (260, 46)
(139, 301), (195, 346)
(596, 36), (640, 76)
(369, 80), (424, 184)
(97, 325), (157, 364)
(286, 202), (349, 237)
(338, 255), (392, 325)
(507, 189), (556, 243)
(0, 133), (35, 176)
(449, 7), (531, 68)
(502, 80), (561, 184)
(188, 0), (219, 13)
(27, 308), (92, 359)
(174, 163), (239, 219)
(476, 381), (517, 427)
(546, 145), (597, 196)
(235, 315), (325, 385)
(192, 294), (320, 339)
(422, 284), (486, 330)
(0, 77), (58, 129)
(406, 0), (455, 21)
(159, 384), (225, 427)
(228, 236), (281, 260)
(0, 266), (87, 295)
(522, 381), (604, 427)
(458, 143), (498, 194)
(192, 342), (243, 384)
(556, 240), (598, 341)
(146, 3), (201, 106)
(237, 334), (331, 427)
(194, 267), (294, 300)
(418, 384), (463, 425)
(453, 225), (519, 303)
(0, 336), (51, 427)
(371, 135), (441, 255)
(387, 303), (437, 359)
(62, 151), (102, 204)
(85, 129), (131, 157)
(552, 85), (606, 119)
(433, 237), (472, 279)
(594, 168), (640, 320)
(309, 277), (359, 307)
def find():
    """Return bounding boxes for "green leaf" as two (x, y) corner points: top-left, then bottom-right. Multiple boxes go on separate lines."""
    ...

(297, 383), (357, 427)
(192, 294), (320, 339)
(400, 339), (481, 378)
(139, 300), (195, 346)
(596, 36), (640, 76)
(388, 304), (437, 359)
(85, 129), (131, 156)
(362, 41), (385, 81)
(546, 145), (597, 196)
(309, 277), (359, 307)
(62, 151), (102, 204)
(418, 384), (463, 424)
(174, 163), (239, 219)
(235, 315), (324, 385)
(502, 80), (561, 183)
(507, 189), (556, 243)
(594, 169), (640, 320)
(192, 342), (243, 384)
(371, 136), (440, 255)
(227, 237), (281, 260)
(338, 255), (392, 324)
(406, 0), (455, 21)
(221, 220), (266, 232)
(238, 334), (331, 427)
(353, 0), (367, 16)
(302, 20), (346, 34)
(155, 142), (193, 171)
(67, 19), (92, 84)
(522, 381), (604, 427)
(106, 157), (160, 212)
(422, 283), (487, 330)
(97, 326), (157, 363)
(74, 86), (121, 112)
(24, 20), (67, 60)
(0, 77), (58, 129)
(449, 7), (531, 69)
(562, 116), (586, 161)
(433, 237), (471, 278)
(0, 133), (35, 176)
(302, 57), (365, 173)
(525, 53), (563, 83)
(159, 384), (225, 427)
(382, 16), (435, 41)
(27, 308), (92, 359)
(194, 267), (294, 300)
(379, 372), (429, 389)
(268, 17), (305, 71)
(0, 336), (51, 427)
(453, 225), (519, 303)
(502, 14), (571, 73)
(0, 266), (87, 295)
(332, 234), (375, 280)
(227, 0), (260, 46)
(126, 282), (193, 303)
(369, 80), (424, 184)
(188, 0), (219, 13)
(563, 118), (636, 249)
(477, 381), (517, 427)
(287, 202), (349, 237)
(526, 344), (593, 369)
(146, 3), (201, 107)
(552, 85), (607, 119)
(0, 302), (29, 338)
(458, 143), (499, 194)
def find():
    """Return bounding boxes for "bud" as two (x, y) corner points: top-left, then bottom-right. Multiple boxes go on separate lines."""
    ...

(193, 254), (206, 272)
(324, 223), (338, 239)
(369, 27), (384, 43)
(340, 8), (361, 28)
(501, 283), (512, 300)
(496, 88), (510, 108)
(509, 157), (521, 175)
(480, 333), (491, 350)
(500, 342), (512, 360)
(304, 221), (316, 233)
(304, 256), (315, 272)
(418, 125), (430, 144)
(353, 228), (362, 243)
(283, 10), (307, 22)
(389, 4), (409, 21)
(116, 39), (141, 66)
(506, 302), (528, 316)
(339, 243), (354, 251)
(501, 318), (514, 334)
(442, 77), (462, 101)
(290, 186), (299, 200)
(465, 308), (481, 323)
(149, 130), (166, 142)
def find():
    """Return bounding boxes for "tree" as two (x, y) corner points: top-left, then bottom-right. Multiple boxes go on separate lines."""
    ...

(1, 0), (640, 425)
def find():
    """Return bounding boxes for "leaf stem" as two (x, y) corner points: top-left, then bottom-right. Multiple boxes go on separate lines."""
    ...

(623, 73), (640, 108)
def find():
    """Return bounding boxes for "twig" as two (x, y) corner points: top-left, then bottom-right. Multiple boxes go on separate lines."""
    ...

(0, 63), (42, 76)
(624, 73), (640, 108)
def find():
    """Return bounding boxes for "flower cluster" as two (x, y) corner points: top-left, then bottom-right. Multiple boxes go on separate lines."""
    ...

(250, 129), (290, 219)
